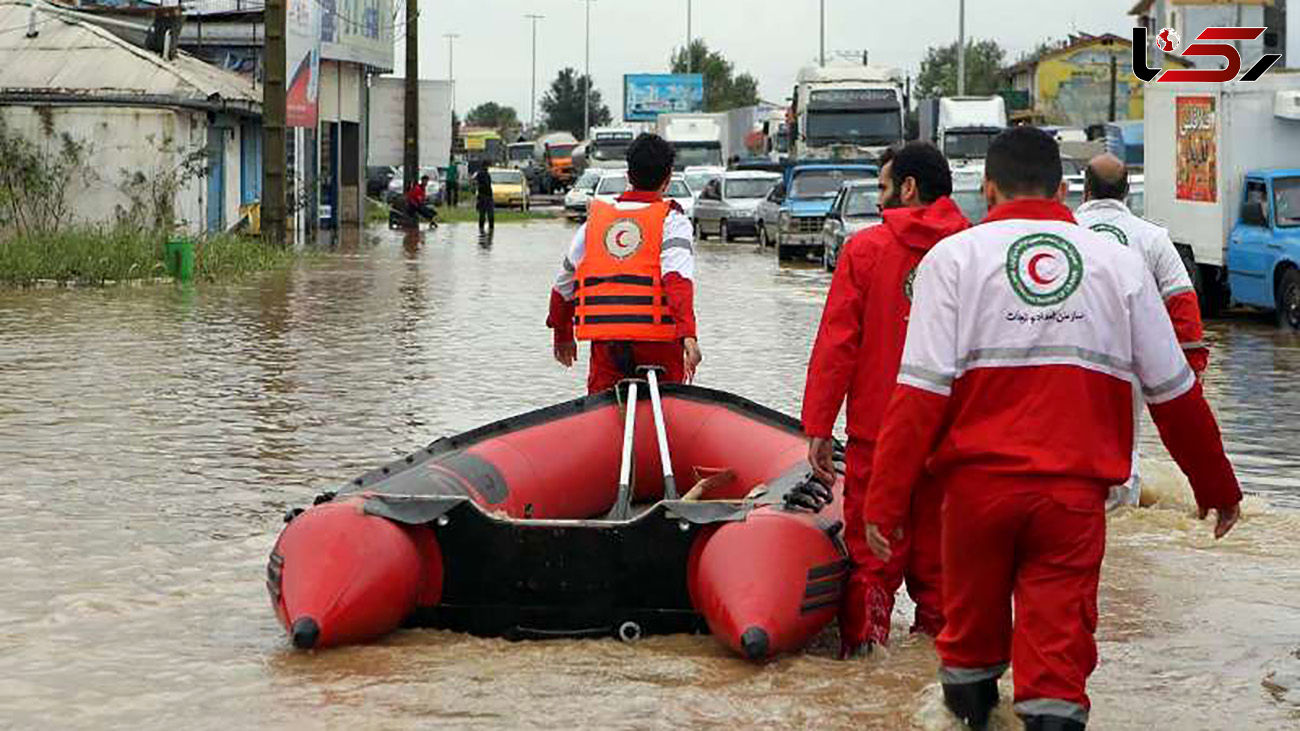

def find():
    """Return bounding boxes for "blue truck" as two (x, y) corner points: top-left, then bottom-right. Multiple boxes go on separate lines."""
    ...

(1145, 77), (1300, 326)
(755, 164), (877, 263)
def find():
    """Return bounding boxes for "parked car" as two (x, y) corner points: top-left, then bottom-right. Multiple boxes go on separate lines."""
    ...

(564, 170), (602, 221)
(693, 171), (781, 241)
(768, 164), (878, 261)
(666, 175), (695, 219)
(590, 170), (630, 206)
(366, 166), (396, 198)
(821, 179), (881, 271)
(386, 166), (444, 206)
(684, 166), (724, 202)
(489, 168), (531, 210)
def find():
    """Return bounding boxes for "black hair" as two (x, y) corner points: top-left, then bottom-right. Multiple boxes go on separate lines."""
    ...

(985, 126), (1063, 198)
(880, 141), (952, 203)
(626, 133), (676, 191)
(1084, 162), (1129, 201)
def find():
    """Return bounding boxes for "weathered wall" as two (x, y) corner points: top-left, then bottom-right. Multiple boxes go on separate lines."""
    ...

(0, 105), (214, 233)
(1034, 43), (1143, 127)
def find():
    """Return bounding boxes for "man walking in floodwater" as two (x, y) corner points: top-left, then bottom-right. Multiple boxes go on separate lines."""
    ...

(1074, 152), (1208, 508)
(800, 141), (969, 658)
(862, 127), (1241, 731)
(547, 133), (703, 394)
(475, 164), (495, 234)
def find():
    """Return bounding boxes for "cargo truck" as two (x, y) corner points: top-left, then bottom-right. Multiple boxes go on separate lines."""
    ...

(918, 96), (1007, 162)
(1144, 75), (1300, 326)
(534, 132), (579, 194)
(789, 63), (905, 163)
(657, 113), (727, 170)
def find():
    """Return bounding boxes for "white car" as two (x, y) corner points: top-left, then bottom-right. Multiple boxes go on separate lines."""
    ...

(590, 170), (630, 206)
(683, 166), (725, 202)
(692, 171), (781, 241)
(386, 165), (443, 205)
(666, 175), (695, 219)
(564, 170), (601, 221)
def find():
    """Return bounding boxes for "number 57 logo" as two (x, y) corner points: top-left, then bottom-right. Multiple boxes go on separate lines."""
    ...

(1133, 27), (1281, 82)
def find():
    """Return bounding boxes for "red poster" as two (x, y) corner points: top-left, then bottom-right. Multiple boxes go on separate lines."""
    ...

(1176, 96), (1217, 203)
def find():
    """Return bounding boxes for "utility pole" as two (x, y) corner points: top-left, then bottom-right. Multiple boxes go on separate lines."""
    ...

(1108, 53), (1118, 122)
(583, 0), (594, 141)
(686, 0), (692, 72)
(444, 33), (460, 115)
(404, 0), (419, 189)
(526, 14), (544, 134)
(819, 0), (825, 66)
(263, 0), (286, 245)
(957, 0), (966, 95)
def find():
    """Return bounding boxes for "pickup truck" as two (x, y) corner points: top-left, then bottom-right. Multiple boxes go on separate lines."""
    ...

(1227, 170), (1300, 327)
(755, 164), (876, 262)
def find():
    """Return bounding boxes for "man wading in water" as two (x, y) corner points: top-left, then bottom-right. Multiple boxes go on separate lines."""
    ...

(547, 133), (703, 394)
(861, 127), (1241, 731)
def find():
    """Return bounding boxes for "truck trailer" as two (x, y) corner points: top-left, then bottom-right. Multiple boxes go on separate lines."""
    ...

(1144, 74), (1300, 324)
(657, 113), (727, 170)
(790, 63), (905, 163)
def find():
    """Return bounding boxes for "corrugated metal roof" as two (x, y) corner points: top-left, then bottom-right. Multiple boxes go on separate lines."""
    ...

(0, 1), (259, 114)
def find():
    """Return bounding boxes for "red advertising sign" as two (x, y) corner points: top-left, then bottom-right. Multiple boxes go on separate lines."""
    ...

(1176, 96), (1217, 203)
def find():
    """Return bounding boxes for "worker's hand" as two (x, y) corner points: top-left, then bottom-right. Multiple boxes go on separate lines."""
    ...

(865, 523), (896, 562)
(554, 340), (577, 368)
(683, 337), (702, 382)
(808, 437), (836, 487)
(1200, 502), (1241, 539)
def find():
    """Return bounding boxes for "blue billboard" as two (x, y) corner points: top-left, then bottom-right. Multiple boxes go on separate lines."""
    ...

(624, 74), (705, 122)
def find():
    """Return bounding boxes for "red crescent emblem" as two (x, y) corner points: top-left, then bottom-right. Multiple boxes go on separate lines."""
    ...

(1028, 252), (1058, 285)
(615, 230), (628, 248)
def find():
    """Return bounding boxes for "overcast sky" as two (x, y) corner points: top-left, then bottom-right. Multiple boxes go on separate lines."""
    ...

(391, 0), (1140, 122)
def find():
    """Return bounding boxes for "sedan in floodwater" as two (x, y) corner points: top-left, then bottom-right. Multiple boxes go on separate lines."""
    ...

(489, 169), (531, 210)
(821, 180), (881, 271)
(564, 170), (601, 221)
(693, 171), (781, 242)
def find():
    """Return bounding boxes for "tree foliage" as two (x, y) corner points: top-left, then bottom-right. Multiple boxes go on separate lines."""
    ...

(466, 102), (521, 136)
(669, 40), (760, 112)
(540, 68), (612, 139)
(916, 39), (1007, 98)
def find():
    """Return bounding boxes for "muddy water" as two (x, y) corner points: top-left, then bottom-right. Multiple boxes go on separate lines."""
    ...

(1, 220), (1298, 729)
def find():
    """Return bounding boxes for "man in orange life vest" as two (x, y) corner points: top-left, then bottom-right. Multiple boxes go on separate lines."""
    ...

(548, 133), (703, 393)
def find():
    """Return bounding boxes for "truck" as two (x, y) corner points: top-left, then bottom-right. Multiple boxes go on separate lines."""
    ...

(533, 131), (580, 194)
(918, 96), (1007, 163)
(789, 63), (905, 163)
(1144, 75), (1300, 326)
(573, 126), (636, 174)
(366, 78), (453, 171)
(657, 113), (727, 170)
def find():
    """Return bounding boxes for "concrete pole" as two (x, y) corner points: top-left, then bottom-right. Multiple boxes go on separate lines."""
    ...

(263, 0), (286, 245)
(583, 0), (592, 141)
(526, 14), (544, 134)
(819, 0), (825, 66)
(957, 0), (966, 95)
(445, 33), (460, 115)
(686, 0), (692, 73)
(404, 0), (419, 188)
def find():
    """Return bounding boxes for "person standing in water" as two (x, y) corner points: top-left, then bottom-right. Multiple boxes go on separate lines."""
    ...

(801, 141), (970, 659)
(475, 164), (495, 234)
(547, 133), (702, 394)
(862, 127), (1241, 731)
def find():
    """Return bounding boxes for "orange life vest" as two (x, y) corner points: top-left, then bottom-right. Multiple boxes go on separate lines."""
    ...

(574, 200), (677, 342)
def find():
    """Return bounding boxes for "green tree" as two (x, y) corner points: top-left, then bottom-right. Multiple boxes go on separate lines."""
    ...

(465, 102), (521, 137)
(916, 39), (1007, 98)
(540, 68), (612, 139)
(670, 40), (760, 111)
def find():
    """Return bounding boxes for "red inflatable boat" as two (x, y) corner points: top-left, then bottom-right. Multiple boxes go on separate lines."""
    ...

(267, 379), (847, 661)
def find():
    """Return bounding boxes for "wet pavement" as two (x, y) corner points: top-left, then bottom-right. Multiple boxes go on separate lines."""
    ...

(1, 219), (1298, 729)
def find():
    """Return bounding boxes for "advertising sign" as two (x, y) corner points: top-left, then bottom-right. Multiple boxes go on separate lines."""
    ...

(286, 0), (322, 128)
(624, 74), (705, 122)
(1175, 96), (1217, 203)
(319, 0), (396, 72)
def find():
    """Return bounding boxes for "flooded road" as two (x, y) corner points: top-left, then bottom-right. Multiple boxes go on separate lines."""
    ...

(1, 219), (1298, 729)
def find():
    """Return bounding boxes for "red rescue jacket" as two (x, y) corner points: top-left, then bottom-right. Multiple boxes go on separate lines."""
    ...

(802, 196), (970, 444)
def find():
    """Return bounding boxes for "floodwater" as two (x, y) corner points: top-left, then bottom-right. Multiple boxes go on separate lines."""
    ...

(1, 219), (1298, 730)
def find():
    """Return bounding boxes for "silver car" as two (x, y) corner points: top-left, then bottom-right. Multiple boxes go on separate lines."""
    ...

(821, 180), (881, 271)
(693, 171), (781, 242)
(564, 170), (601, 221)
(755, 180), (788, 249)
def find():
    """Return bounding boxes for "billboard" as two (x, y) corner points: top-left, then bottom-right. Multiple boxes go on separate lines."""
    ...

(286, 0), (322, 127)
(319, 0), (396, 73)
(1176, 96), (1217, 203)
(624, 74), (705, 122)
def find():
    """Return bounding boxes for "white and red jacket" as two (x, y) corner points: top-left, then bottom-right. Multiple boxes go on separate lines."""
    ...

(864, 200), (1241, 535)
(1075, 198), (1208, 374)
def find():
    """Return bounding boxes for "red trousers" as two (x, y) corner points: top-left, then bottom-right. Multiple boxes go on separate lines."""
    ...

(841, 440), (944, 648)
(586, 341), (685, 395)
(936, 473), (1106, 725)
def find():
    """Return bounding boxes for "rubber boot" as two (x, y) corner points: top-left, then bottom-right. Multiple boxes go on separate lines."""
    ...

(1021, 715), (1086, 731)
(942, 679), (999, 730)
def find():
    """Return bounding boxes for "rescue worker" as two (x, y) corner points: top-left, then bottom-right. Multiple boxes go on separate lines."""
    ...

(800, 141), (970, 658)
(862, 127), (1241, 730)
(547, 133), (703, 394)
(1074, 153), (1208, 508)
